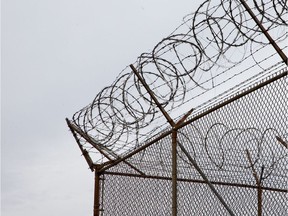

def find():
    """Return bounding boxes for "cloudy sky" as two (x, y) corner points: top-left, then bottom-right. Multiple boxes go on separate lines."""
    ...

(2, 0), (203, 215)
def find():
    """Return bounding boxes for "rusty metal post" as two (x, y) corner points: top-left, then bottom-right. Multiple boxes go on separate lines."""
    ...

(130, 64), (179, 215)
(130, 64), (175, 126)
(239, 0), (288, 65)
(130, 64), (196, 216)
(257, 186), (263, 216)
(171, 109), (194, 216)
(94, 170), (101, 216)
(172, 129), (178, 216)
(246, 149), (263, 216)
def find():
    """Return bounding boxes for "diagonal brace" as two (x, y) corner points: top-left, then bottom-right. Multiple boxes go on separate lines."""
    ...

(178, 141), (236, 216)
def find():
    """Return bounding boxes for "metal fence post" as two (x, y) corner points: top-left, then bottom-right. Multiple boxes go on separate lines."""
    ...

(172, 129), (178, 216)
(238, 0), (288, 65)
(94, 169), (101, 216)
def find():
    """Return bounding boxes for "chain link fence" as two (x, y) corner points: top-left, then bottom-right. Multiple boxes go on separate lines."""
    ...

(66, 0), (287, 215)
(96, 71), (287, 215)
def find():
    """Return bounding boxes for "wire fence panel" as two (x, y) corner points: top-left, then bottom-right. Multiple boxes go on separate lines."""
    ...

(101, 174), (172, 216)
(98, 73), (287, 215)
(66, 0), (287, 215)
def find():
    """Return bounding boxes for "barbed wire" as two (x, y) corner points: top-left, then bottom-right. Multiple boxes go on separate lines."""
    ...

(70, 0), (287, 159)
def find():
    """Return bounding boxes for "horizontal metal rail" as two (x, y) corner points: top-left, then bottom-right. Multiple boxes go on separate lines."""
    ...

(103, 171), (287, 193)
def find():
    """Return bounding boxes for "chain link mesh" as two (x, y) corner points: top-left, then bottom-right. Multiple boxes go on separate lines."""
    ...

(66, 0), (287, 214)
(98, 73), (287, 215)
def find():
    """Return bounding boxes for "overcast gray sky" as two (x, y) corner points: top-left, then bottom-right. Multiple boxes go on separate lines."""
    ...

(2, 0), (202, 215)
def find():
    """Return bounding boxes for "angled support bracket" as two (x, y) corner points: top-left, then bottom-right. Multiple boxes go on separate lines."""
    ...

(239, 0), (288, 65)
